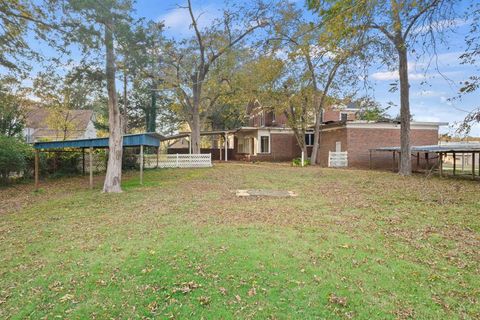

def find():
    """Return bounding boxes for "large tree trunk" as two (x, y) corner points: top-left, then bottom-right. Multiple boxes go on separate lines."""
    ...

(310, 109), (321, 165)
(397, 43), (412, 175)
(103, 22), (123, 193)
(190, 108), (201, 153)
(309, 61), (341, 165)
(123, 64), (128, 134)
(148, 82), (157, 132)
(190, 79), (202, 153)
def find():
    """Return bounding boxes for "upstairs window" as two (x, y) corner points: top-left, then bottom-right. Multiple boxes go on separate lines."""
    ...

(260, 136), (270, 153)
(260, 111), (265, 127)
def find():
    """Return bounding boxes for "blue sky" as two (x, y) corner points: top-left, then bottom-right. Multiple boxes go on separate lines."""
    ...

(10, 0), (480, 136)
(133, 0), (480, 136)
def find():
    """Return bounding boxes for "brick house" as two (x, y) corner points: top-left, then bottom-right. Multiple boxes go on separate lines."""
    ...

(231, 103), (446, 168)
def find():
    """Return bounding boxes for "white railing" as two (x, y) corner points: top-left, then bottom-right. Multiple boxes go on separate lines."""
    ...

(141, 153), (212, 168)
(328, 151), (348, 167)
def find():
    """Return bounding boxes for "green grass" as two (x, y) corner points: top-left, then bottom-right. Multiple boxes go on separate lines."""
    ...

(1, 163), (479, 319)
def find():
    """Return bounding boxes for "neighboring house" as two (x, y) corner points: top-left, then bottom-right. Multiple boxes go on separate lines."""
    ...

(231, 102), (446, 168)
(24, 108), (97, 142)
(168, 137), (190, 150)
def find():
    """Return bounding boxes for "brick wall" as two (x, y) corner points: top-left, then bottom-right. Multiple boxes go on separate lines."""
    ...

(347, 128), (439, 169)
(273, 113), (288, 127)
(236, 133), (301, 161)
(271, 133), (301, 160)
(322, 110), (356, 122)
(317, 127), (348, 166)
(322, 110), (341, 122)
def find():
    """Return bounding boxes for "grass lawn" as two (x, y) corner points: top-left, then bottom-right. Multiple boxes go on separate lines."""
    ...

(0, 163), (479, 319)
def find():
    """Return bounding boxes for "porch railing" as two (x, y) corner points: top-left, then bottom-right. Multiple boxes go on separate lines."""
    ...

(141, 153), (212, 168)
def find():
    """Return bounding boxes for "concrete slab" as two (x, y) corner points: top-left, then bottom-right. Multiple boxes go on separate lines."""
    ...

(236, 189), (297, 197)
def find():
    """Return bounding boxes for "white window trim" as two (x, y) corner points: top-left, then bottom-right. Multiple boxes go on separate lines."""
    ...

(259, 135), (270, 153)
(305, 132), (314, 146)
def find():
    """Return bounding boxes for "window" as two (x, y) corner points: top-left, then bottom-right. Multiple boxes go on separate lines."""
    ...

(272, 111), (276, 123)
(335, 141), (342, 152)
(340, 112), (348, 122)
(305, 133), (314, 146)
(260, 111), (265, 127)
(260, 136), (270, 153)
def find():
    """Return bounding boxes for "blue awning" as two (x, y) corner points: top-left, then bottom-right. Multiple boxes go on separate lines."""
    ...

(34, 133), (164, 150)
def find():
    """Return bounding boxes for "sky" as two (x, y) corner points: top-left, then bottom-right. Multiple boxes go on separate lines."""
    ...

(136, 0), (480, 136)
(9, 0), (480, 136)
(132, 0), (480, 136)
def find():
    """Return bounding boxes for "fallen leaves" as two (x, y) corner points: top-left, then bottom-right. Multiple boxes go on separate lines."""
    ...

(328, 293), (347, 307)
(48, 281), (63, 292)
(219, 287), (227, 295)
(172, 281), (202, 294)
(147, 300), (158, 312)
(198, 296), (211, 306)
(59, 294), (74, 303)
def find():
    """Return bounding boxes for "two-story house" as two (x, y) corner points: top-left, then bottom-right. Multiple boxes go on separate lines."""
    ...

(232, 101), (446, 169)
(233, 102), (359, 161)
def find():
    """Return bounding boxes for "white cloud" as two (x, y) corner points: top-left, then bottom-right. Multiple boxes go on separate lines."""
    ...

(415, 90), (446, 97)
(412, 18), (469, 35)
(159, 4), (221, 37)
(434, 51), (463, 65)
(440, 96), (453, 106)
(371, 71), (427, 81)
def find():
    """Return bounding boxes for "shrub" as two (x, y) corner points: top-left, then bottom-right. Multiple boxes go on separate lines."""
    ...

(0, 135), (32, 184)
(292, 157), (311, 166)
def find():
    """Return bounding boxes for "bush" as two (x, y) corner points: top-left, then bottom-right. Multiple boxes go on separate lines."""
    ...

(122, 150), (138, 170)
(292, 157), (311, 167)
(45, 151), (82, 178)
(0, 135), (32, 184)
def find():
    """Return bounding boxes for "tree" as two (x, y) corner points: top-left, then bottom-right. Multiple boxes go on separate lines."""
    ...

(45, 108), (78, 140)
(0, 78), (26, 137)
(273, 1), (368, 164)
(457, 2), (480, 134)
(115, 20), (165, 133)
(308, 0), (456, 174)
(0, 0), (63, 74)
(356, 97), (392, 121)
(162, 0), (268, 153)
(33, 68), (105, 112)
(31, 67), (106, 140)
(0, 135), (31, 184)
(64, 0), (136, 193)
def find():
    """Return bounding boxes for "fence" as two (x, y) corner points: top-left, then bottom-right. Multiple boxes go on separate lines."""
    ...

(141, 153), (212, 168)
(328, 151), (348, 167)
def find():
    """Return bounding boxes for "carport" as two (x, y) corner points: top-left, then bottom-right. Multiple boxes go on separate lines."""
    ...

(370, 144), (480, 178)
(33, 133), (163, 189)
(164, 129), (237, 161)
